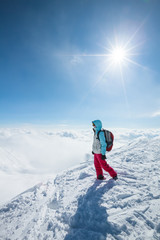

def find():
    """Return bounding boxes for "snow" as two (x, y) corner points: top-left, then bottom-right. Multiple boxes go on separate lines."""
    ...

(0, 128), (160, 239)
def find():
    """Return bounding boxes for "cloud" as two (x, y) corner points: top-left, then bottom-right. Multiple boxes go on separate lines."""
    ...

(0, 127), (91, 175)
(70, 56), (82, 65)
(151, 110), (160, 117)
(1, 126), (160, 205)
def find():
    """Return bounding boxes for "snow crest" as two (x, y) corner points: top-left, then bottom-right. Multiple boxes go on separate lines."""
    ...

(0, 135), (160, 240)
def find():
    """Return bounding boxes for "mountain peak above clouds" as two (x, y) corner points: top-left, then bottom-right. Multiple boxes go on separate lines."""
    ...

(0, 134), (160, 240)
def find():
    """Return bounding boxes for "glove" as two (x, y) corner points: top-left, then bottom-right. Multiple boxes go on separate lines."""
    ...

(92, 151), (94, 155)
(101, 155), (106, 160)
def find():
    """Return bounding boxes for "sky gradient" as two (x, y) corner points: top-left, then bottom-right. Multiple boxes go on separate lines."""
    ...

(0, 0), (160, 128)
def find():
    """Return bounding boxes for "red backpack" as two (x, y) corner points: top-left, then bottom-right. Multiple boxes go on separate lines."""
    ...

(97, 129), (114, 152)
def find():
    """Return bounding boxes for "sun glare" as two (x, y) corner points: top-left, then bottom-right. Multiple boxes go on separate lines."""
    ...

(110, 47), (126, 63)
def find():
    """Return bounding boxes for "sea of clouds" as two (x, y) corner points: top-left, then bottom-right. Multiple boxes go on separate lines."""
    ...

(0, 126), (160, 205)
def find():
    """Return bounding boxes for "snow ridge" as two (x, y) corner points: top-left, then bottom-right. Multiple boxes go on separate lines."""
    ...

(0, 135), (160, 240)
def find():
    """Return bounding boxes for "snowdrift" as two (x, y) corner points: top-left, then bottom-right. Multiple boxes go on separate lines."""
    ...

(0, 134), (160, 240)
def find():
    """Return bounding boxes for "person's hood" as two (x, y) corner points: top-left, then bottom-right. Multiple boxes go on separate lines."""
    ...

(92, 120), (102, 133)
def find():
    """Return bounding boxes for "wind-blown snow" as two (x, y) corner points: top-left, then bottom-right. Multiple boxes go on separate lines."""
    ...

(0, 130), (160, 240)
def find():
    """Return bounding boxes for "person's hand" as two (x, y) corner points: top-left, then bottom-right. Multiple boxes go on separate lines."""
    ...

(101, 155), (106, 160)
(92, 151), (94, 155)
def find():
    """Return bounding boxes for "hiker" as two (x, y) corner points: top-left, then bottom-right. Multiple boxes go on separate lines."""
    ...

(92, 120), (118, 180)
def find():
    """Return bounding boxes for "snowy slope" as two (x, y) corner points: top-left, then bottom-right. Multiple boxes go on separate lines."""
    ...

(0, 134), (160, 240)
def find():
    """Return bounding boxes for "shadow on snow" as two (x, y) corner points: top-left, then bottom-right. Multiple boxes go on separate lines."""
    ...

(64, 179), (121, 240)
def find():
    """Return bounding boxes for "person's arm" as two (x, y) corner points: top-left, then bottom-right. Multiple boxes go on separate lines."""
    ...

(99, 131), (107, 156)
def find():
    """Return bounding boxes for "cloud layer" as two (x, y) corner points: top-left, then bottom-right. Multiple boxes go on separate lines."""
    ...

(0, 126), (160, 204)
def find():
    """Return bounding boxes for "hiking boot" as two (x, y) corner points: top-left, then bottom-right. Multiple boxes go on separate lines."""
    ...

(113, 175), (118, 181)
(97, 174), (105, 180)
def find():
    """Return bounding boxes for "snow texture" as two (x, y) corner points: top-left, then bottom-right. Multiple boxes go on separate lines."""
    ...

(0, 131), (160, 239)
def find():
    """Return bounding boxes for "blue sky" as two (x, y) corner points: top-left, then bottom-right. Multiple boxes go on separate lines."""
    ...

(0, 0), (160, 128)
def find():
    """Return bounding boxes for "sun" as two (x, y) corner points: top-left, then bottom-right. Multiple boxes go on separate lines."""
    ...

(110, 47), (127, 64)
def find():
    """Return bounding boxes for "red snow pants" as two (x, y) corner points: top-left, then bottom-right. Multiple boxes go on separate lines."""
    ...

(94, 154), (117, 178)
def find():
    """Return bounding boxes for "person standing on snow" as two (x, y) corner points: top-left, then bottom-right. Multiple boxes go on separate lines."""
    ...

(92, 120), (118, 180)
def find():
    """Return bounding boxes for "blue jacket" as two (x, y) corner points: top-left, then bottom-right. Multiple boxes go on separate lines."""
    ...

(92, 120), (107, 155)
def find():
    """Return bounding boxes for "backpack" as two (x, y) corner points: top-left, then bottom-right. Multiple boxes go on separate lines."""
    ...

(97, 129), (114, 152)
